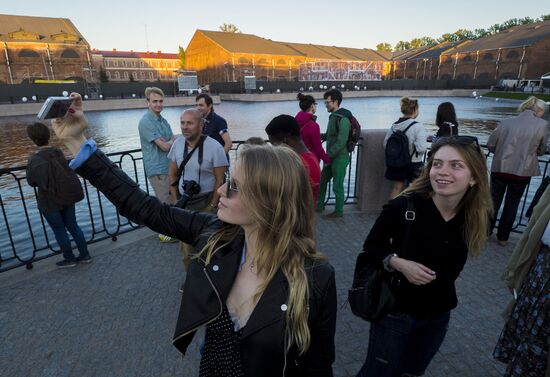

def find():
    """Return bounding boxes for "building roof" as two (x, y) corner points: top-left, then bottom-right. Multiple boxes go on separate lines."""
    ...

(406, 41), (464, 60)
(443, 19), (550, 54)
(196, 30), (298, 56)
(0, 14), (88, 45)
(93, 49), (178, 59)
(195, 30), (386, 62)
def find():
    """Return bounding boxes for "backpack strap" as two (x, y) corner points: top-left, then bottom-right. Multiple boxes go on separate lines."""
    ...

(400, 195), (415, 259)
(402, 121), (418, 158)
(172, 135), (206, 187)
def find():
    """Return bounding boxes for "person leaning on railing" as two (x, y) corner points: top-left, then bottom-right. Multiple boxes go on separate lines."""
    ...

(50, 93), (337, 377)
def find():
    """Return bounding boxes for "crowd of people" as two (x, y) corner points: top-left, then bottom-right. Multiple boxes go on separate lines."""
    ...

(25, 88), (549, 376)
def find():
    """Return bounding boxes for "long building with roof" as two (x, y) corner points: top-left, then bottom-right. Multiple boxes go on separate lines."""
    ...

(185, 30), (390, 84)
(0, 14), (93, 84)
(391, 20), (550, 84)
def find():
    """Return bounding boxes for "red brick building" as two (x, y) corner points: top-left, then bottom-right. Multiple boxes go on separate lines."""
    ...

(0, 14), (93, 84)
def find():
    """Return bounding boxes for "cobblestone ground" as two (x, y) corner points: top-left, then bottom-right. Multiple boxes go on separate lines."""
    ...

(0, 211), (513, 377)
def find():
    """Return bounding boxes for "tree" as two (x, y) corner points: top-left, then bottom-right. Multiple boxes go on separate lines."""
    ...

(540, 14), (550, 21)
(454, 29), (475, 40)
(376, 42), (392, 52)
(394, 41), (411, 51)
(99, 66), (108, 82)
(219, 23), (240, 33)
(178, 45), (186, 70)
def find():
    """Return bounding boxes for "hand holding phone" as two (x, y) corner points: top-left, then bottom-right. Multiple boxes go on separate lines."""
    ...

(37, 96), (72, 120)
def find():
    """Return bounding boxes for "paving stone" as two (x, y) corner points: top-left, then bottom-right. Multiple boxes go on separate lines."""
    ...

(0, 212), (517, 376)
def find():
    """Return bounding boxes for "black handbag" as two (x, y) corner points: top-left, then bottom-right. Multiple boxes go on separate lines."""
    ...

(348, 195), (415, 322)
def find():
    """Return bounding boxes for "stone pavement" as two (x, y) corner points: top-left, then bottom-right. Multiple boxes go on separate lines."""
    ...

(0, 210), (514, 377)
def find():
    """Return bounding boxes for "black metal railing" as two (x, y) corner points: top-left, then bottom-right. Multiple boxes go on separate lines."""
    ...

(0, 140), (360, 272)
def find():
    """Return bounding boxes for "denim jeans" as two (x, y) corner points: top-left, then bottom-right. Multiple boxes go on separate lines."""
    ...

(43, 205), (89, 261)
(490, 173), (530, 241)
(357, 311), (451, 377)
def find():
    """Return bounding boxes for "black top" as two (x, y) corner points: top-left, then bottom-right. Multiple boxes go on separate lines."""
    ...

(200, 306), (245, 377)
(26, 147), (64, 214)
(435, 122), (458, 138)
(203, 111), (228, 147)
(363, 193), (468, 318)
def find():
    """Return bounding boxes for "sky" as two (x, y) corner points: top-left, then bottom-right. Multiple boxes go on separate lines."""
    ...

(2, 1), (550, 53)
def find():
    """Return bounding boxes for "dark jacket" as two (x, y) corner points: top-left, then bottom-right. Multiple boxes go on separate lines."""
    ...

(75, 150), (336, 377)
(26, 147), (67, 213)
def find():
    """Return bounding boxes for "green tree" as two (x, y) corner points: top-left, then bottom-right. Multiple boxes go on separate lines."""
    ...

(540, 14), (550, 21)
(99, 66), (108, 82)
(178, 45), (186, 69)
(473, 28), (489, 39)
(394, 41), (411, 51)
(219, 23), (240, 33)
(454, 29), (475, 40)
(376, 42), (392, 52)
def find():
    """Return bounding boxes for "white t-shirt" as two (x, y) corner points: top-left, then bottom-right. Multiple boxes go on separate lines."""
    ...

(168, 135), (228, 195)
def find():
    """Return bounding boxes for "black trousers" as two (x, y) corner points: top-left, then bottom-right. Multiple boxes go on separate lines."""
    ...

(490, 173), (530, 241)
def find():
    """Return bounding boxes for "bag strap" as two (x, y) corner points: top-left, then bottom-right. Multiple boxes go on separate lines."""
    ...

(171, 135), (206, 187)
(400, 195), (415, 259)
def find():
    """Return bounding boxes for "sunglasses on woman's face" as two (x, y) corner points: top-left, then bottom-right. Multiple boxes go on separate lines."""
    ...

(224, 171), (239, 198)
(433, 135), (482, 153)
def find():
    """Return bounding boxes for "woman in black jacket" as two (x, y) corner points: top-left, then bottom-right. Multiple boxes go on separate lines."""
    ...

(52, 93), (336, 377)
(357, 136), (493, 377)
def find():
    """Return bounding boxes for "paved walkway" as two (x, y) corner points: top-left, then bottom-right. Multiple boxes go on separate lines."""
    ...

(0, 211), (514, 377)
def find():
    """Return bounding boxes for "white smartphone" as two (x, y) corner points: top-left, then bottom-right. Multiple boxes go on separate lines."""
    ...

(37, 97), (72, 120)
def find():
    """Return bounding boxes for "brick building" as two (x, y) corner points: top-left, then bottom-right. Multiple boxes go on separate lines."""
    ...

(0, 14), (93, 84)
(391, 20), (550, 84)
(185, 30), (389, 84)
(91, 49), (180, 82)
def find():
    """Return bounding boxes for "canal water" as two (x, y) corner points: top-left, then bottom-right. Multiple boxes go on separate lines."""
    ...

(0, 96), (518, 168)
(0, 96), (535, 268)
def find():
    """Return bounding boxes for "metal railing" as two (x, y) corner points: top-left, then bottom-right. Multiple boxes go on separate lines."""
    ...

(0, 140), (361, 272)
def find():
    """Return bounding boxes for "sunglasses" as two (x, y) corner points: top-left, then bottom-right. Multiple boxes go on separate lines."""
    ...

(224, 171), (239, 198)
(433, 135), (482, 153)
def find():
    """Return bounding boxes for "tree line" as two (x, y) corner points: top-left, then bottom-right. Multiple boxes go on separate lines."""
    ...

(377, 14), (550, 52)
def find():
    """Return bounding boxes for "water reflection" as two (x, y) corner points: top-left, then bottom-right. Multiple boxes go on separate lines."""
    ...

(0, 96), (517, 169)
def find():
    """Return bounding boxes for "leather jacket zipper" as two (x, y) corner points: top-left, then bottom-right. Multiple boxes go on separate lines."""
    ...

(172, 266), (224, 342)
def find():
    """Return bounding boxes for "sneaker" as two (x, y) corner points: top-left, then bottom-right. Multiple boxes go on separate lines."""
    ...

(159, 234), (177, 243)
(76, 255), (93, 264)
(56, 259), (77, 268)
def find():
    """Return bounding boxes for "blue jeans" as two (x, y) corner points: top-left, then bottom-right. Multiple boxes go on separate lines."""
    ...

(357, 311), (451, 377)
(43, 205), (89, 261)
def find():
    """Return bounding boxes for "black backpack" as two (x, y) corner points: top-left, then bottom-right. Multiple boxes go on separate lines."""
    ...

(37, 148), (84, 207)
(385, 121), (417, 168)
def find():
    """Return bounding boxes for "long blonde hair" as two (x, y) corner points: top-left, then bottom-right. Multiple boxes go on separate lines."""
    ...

(403, 139), (493, 256)
(200, 145), (322, 354)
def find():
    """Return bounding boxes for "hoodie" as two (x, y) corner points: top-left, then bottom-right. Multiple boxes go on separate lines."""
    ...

(383, 117), (428, 163)
(322, 108), (353, 160)
(295, 111), (330, 164)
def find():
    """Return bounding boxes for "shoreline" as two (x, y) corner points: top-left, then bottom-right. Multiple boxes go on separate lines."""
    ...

(0, 89), (487, 117)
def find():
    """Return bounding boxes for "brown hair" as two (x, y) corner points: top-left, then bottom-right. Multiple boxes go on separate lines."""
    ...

(144, 87), (164, 100)
(26, 122), (50, 146)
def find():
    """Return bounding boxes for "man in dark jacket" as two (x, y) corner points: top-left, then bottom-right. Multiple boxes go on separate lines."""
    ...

(316, 89), (351, 218)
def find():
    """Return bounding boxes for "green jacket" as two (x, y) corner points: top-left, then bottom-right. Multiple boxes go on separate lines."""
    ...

(321, 108), (352, 160)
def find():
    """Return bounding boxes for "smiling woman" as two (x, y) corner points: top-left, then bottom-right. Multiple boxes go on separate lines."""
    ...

(355, 136), (493, 377)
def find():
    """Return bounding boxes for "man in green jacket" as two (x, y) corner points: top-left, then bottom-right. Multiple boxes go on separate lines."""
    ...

(316, 89), (351, 218)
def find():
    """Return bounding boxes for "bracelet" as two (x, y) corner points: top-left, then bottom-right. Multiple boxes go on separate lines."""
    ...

(383, 253), (398, 272)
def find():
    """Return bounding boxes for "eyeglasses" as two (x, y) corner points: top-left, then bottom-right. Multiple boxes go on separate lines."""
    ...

(433, 135), (482, 153)
(224, 171), (239, 198)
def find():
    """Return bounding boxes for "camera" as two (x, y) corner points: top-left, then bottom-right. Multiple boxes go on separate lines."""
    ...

(174, 180), (201, 208)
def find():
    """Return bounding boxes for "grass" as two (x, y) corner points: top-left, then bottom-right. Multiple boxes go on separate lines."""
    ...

(483, 91), (550, 102)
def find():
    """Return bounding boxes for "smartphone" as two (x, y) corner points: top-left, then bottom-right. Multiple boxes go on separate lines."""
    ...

(37, 97), (72, 120)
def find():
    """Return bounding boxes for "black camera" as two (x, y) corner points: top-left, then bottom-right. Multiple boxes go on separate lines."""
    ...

(174, 180), (201, 208)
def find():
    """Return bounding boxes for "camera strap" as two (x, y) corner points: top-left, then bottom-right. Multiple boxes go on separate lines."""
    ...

(171, 135), (206, 187)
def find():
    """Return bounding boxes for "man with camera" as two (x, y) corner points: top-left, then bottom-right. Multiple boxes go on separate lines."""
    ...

(168, 109), (228, 273)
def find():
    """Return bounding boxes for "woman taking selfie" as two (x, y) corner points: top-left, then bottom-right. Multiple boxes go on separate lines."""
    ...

(357, 136), (492, 377)
(52, 93), (337, 377)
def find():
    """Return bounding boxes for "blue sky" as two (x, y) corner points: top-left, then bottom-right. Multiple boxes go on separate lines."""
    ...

(3, 1), (549, 52)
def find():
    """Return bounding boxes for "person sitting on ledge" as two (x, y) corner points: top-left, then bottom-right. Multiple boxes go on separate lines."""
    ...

(50, 93), (337, 377)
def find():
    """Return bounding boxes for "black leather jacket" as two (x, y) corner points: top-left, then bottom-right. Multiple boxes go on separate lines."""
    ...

(76, 150), (337, 377)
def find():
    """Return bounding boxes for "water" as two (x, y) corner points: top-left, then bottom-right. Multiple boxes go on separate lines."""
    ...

(0, 96), (518, 169)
